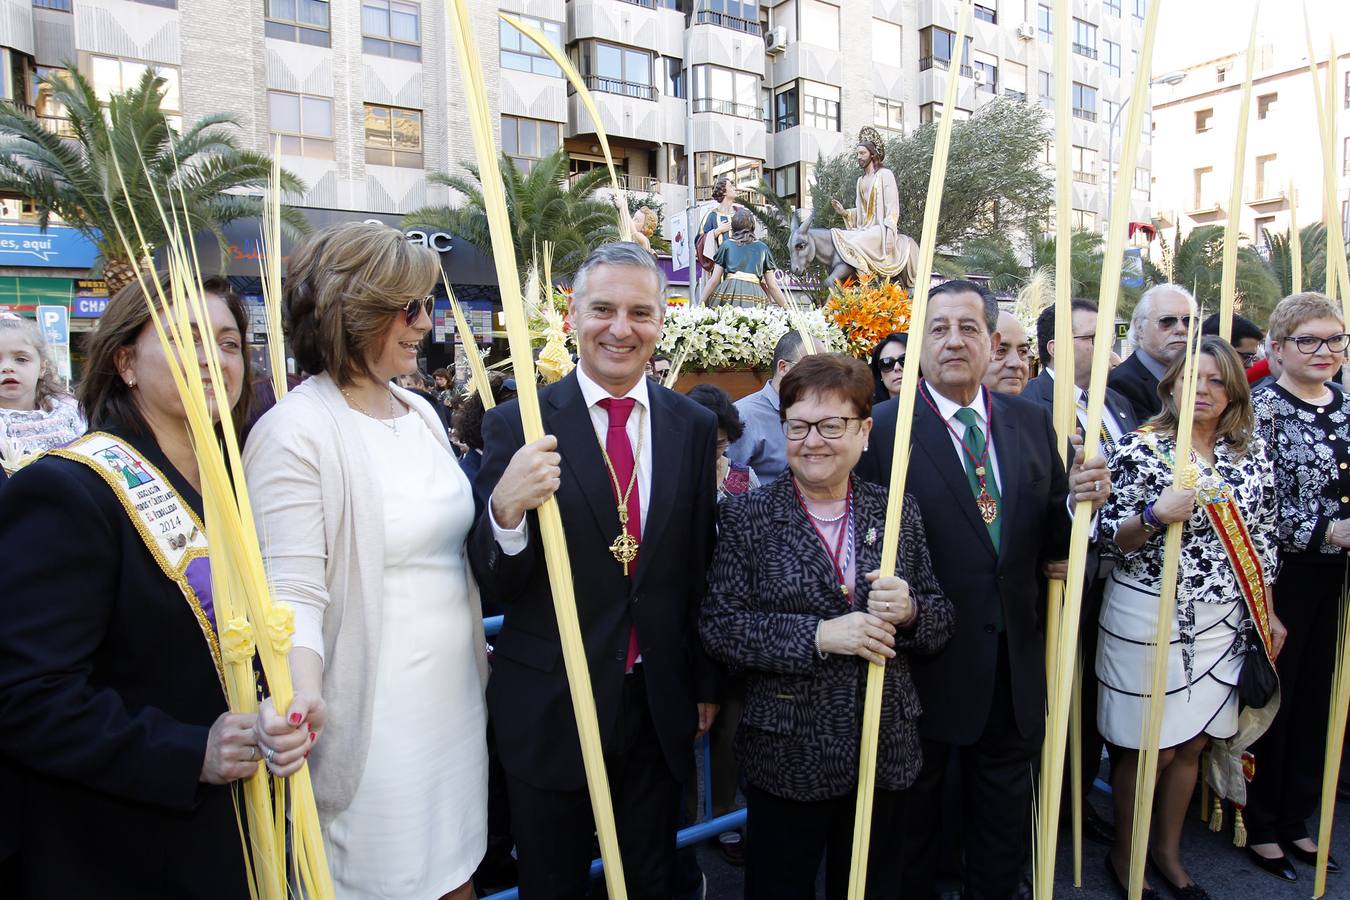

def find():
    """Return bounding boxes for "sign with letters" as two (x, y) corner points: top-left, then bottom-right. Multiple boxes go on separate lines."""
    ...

(0, 223), (99, 269)
(36, 304), (71, 380)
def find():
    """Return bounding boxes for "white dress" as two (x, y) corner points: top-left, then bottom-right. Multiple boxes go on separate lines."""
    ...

(325, 408), (488, 898)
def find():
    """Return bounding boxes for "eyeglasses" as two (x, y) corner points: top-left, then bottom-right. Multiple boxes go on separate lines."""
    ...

(1285, 333), (1350, 355)
(1237, 351), (1260, 367)
(1154, 315), (1193, 330)
(403, 294), (435, 325)
(781, 416), (862, 440)
(878, 355), (905, 372)
(652, 365), (672, 377)
(993, 344), (1032, 362)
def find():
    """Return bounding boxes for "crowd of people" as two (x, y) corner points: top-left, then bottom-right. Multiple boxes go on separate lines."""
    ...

(1, 220), (1348, 900)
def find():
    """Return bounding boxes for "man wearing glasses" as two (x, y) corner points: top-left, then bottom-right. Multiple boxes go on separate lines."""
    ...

(1109, 283), (1197, 421)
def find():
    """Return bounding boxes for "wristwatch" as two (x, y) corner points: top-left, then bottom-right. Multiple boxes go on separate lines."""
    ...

(1140, 502), (1164, 535)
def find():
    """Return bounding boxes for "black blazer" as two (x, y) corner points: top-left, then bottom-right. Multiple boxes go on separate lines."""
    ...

(1107, 351), (1164, 423)
(0, 426), (246, 899)
(855, 390), (1072, 745)
(1021, 370), (1139, 442)
(469, 372), (719, 791)
(700, 476), (952, 801)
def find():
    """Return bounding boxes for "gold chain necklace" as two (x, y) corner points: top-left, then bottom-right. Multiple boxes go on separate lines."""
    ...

(597, 405), (645, 575)
(341, 386), (400, 436)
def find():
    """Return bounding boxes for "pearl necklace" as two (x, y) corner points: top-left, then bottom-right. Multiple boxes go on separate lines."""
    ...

(341, 386), (400, 436)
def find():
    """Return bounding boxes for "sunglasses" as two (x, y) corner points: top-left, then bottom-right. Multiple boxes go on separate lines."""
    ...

(1155, 314), (1193, 330)
(402, 294), (435, 325)
(878, 355), (905, 372)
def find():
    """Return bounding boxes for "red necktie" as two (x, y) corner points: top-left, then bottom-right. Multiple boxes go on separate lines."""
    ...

(598, 397), (641, 671)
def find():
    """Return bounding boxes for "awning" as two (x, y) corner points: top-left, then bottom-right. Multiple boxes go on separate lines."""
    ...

(0, 275), (73, 315)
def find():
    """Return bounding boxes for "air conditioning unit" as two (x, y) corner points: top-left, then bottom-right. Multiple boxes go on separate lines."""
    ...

(1015, 22), (1036, 40)
(765, 26), (787, 55)
(972, 69), (986, 85)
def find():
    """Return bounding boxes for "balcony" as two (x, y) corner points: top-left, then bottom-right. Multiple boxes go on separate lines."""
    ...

(1246, 187), (1287, 207)
(573, 75), (658, 102)
(1072, 107), (1098, 123)
(692, 98), (763, 121)
(1004, 88), (1027, 102)
(960, 64), (974, 78)
(576, 171), (660, 193)
(1072, 43), (1098, 59)
(38, 115), (76, 137)
(696, 183), (766, 206)
(1072, 170), (1099, 185)
(919, 56), (950, 72)
(618, 0), (656, 6)
(693, 8), (761, 35)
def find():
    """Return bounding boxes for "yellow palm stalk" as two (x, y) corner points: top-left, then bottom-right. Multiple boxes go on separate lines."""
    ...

(1314, 579), (1350, 898)
(846, 3), (970, 897)
(258, 137), (287, 399)
(1303, 16), (1350, 307)
(1289, 182), (1301, 293)
(1218, 2), (1262, 342)
(1033, 0), (1085, 884)
(445, 0), (628, 895)
(499, 13), (632, 244)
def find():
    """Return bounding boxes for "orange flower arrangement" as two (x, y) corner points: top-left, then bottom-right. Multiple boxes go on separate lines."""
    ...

(825, 274), (913, 357)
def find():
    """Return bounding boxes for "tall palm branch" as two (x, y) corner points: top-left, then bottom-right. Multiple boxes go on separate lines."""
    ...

(403, 149), (620, 280)
(0, 67), (307, 292)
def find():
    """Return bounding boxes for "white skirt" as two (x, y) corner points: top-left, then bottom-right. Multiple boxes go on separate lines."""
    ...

(1096, 571), (1242, 750)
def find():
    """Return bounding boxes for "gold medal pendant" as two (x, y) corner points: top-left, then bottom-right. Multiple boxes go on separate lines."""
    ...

(976, 488), (999, 525)
(610, 531), (640, 576)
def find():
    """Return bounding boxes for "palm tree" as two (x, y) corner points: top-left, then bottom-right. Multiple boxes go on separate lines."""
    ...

(1262, 224), (1334, 298)
(0, 67), (308, 293)
(403, 149), (620, 280)
(1157, 225), (1281, 323)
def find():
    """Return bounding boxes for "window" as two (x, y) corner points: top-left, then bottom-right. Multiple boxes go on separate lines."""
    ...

(1072, 19), (1097, 59)
(501, 16), (563, 77)
(1256, 92), (1277, 119)
(1003, 61), (1027, 100)
(1194, 108), (1213, 132)
(129, 0), (175, 6)
(802, 80), (840, 131)
(1072, 82), (1096, 121)
(693, 152), (763, 202)
(973, 3), (996, 23)
(265, 0), (330, 46)
(364, 104), (423, 167)
(32, 0), (72, 9)
(667, 144), (687, 184)
(1071, 209), (1097, 231)
(268, 91), (334, 160)
(694, 0), (761, 33)
(774, 83), (798, 131)
(1071, 145), (1097, 183)
(1104, 40), (1121, 77)
(800, 0), (839, 51)
(973, 56), (997, 92)
(1037, 4), (1052, 43)
(89, 56), (180, 112)
(662, 57), (685, 99)
(1105, 0), (1121, 17)
(920, 102), (942, 125)
(771, 164), (799, 205)
(1255, 216), (1275, 252)
(1345, 137), (1350, 176)
(1192, 166), (1213, 209)
(762, 86), (771, 128)
(874, 97), (903, 132)
(362, 1), (420, 60)
(1102, 98), (1120, 126)
(770, 0), (798, 44)
(575, 41), (654, 99)
(1345, 70), (1349, 109)
(1038, 70), (1053, 108)
(1132, 0), (1145, 23)
(872, 19), (901, 65)
(691, 65), (760, 119)
(501, 115), (560, 172)
(1251, 153), (1278, 198)
(1134, 167), (1150, 191)
(920, 26), (969, 72)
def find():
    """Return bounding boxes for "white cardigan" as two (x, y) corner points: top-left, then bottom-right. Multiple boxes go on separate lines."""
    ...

(242, 371), (488, 822)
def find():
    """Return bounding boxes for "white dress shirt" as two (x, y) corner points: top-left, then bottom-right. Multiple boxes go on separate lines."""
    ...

(492, 364), (654, 555)
(926, 384), (1003, 493)
(1045, 367), (1125, 446)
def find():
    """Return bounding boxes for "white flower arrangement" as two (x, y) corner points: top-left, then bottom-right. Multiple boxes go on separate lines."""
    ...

(657, 305), (848, 372)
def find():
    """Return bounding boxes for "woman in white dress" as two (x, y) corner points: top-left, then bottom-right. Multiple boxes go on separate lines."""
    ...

(246, 222), (488, 900)
(1096, 336), (1286, 900)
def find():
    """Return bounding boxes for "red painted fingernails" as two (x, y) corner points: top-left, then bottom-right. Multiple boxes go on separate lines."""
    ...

(288, 712), (303, 726)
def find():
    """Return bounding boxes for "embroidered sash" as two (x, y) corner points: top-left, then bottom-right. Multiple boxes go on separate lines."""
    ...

(51, 432), (225, 692)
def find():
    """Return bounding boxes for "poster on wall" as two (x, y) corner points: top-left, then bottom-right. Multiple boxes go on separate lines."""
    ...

(669, 211), (689, 273)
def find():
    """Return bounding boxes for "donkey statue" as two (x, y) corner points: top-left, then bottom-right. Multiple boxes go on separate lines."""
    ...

(787, 209), (919, 292)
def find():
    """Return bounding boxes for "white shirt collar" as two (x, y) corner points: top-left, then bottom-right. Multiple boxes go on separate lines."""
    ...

(927, 383), (989, 428)
(576, 361), (651, 412)
(1045, 367), (1087, 404)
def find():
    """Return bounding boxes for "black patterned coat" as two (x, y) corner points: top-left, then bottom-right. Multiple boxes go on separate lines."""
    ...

(699, 475), (952, 802)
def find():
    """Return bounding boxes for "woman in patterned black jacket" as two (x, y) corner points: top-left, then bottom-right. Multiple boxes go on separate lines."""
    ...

(1244, 292), (1350, 882)
(700, 353), (953, 900)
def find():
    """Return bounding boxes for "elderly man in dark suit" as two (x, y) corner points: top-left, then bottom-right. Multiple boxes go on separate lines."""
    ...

(1107, 284), (1196, 422)
(470, 242), (720, 899)
(856, 280), (1110, 900)
(1025, 298), (1140, 846)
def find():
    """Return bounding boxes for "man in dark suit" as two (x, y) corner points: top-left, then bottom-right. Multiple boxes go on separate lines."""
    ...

(470, 242), (719, 900)
(1026, 298), (1140, 846)
(856, 280), (1110, 899)
(1107, 283), (1195, 421)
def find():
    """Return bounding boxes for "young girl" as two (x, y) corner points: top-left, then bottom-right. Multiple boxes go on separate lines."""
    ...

(0, 314), (85, 471)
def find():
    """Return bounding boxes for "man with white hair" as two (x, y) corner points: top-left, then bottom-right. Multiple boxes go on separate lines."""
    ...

(1108, 284), (1197, 421)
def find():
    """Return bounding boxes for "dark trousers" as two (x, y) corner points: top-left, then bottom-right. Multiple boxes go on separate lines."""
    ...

(743, 783), (905, 900)
(900, 640), (1040, 900)
(1245, 561), (1342, 845)
(507, 668), (680, 900)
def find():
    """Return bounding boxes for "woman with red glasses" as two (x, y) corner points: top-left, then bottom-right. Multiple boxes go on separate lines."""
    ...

(244, 222), (488, 900)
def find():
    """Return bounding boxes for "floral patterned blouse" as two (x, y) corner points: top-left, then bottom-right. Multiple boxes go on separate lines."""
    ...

(1099, 428), (1278, 682)
(1251, 383), (1350, 564)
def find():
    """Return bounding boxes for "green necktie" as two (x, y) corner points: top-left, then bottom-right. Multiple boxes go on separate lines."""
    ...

(955, 406), (1004, 632)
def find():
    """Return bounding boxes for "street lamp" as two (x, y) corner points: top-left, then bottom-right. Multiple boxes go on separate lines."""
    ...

(1105, 71), (1188, 229)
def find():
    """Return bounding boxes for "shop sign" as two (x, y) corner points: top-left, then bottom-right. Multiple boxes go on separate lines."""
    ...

(0, 223), (99, 269)
(72, 279), (110, 317)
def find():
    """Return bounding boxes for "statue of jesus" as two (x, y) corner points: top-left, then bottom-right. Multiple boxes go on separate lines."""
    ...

(828, 126), (911, 282)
